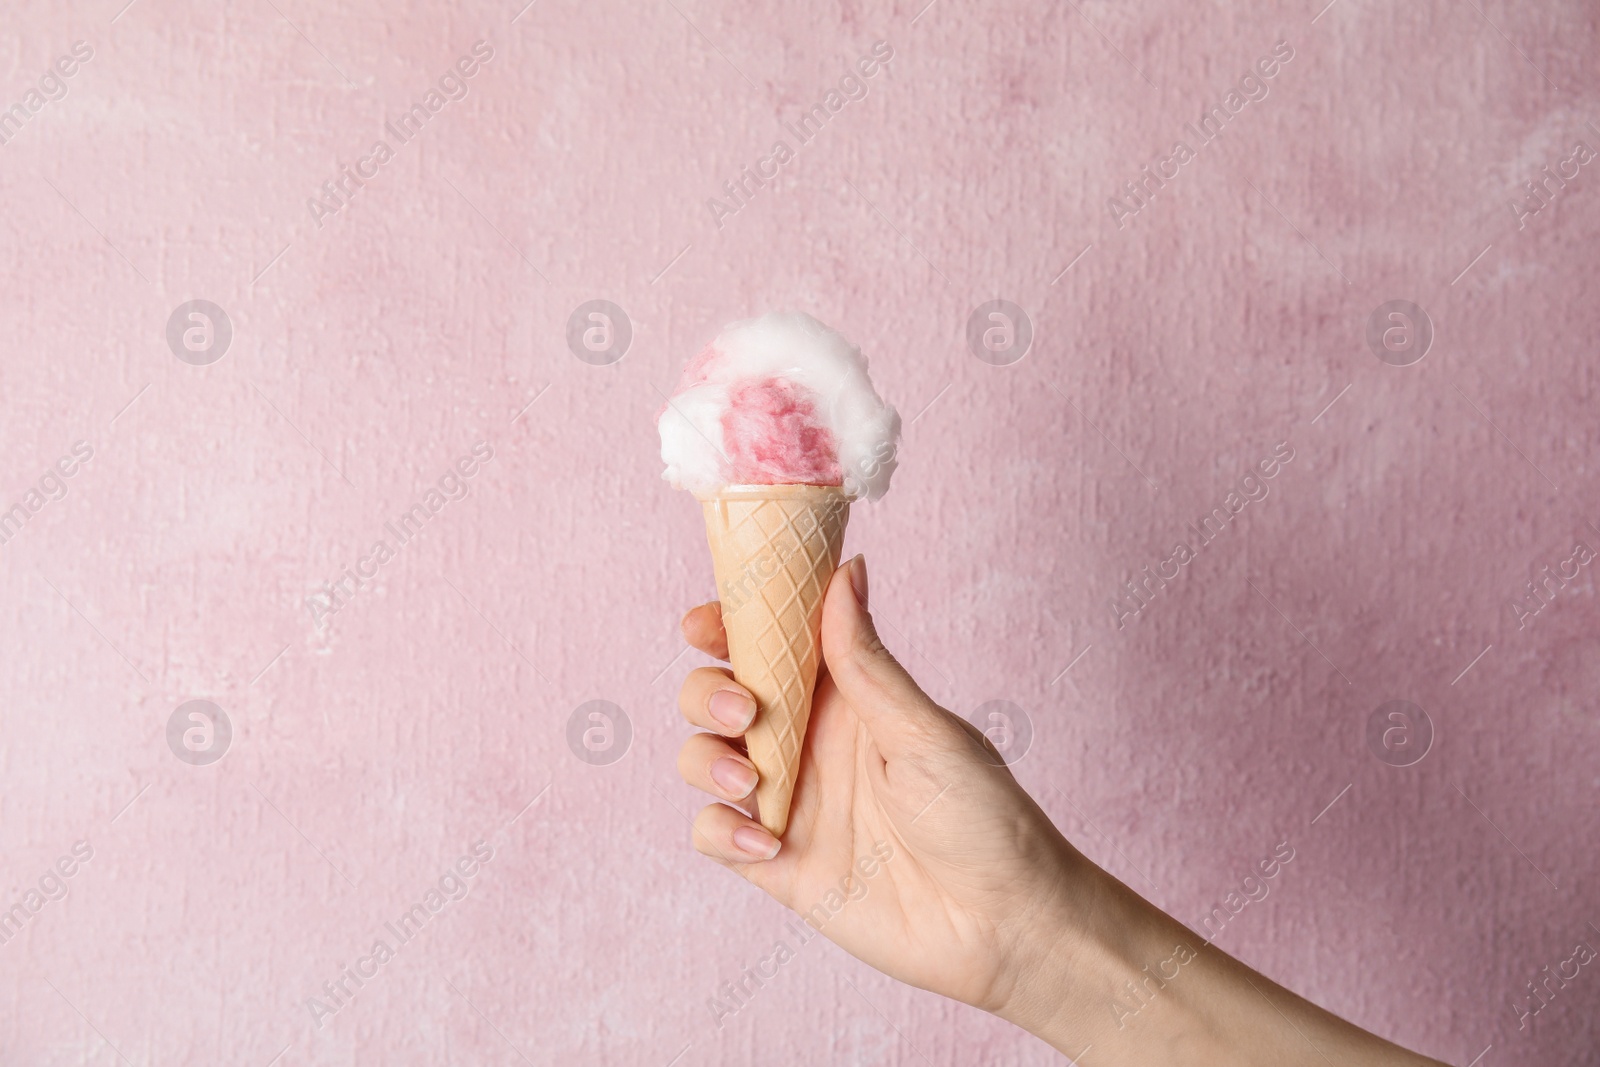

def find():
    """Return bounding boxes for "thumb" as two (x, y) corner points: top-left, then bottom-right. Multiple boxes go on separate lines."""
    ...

(820, 554), (945, 757)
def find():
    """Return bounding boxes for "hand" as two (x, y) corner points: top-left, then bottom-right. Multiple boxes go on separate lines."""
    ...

(674, 554), (1096, 1016)
(676, 555), (1452, 1066)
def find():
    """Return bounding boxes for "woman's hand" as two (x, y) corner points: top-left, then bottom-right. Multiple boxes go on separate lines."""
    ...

(674, 554), (1096, 1017)
(675, 554), (1451, 1066)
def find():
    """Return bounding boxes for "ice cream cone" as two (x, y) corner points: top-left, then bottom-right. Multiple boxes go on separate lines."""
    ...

(698, 484), (851, 837)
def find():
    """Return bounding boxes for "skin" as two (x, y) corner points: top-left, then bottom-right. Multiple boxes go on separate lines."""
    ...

(676, 554), (1449, 1065)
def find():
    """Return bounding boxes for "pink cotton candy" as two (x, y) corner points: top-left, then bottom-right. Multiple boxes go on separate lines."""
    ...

(720, 377), (842, 486)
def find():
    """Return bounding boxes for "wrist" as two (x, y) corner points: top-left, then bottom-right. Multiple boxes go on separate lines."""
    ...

(987, 855), (1123, 1046)
(993, 865), (1450, 1067)
(992, 864), (1230, 1062)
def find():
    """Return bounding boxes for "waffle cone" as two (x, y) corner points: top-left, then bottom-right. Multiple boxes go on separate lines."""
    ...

(699, 484), (851, 837)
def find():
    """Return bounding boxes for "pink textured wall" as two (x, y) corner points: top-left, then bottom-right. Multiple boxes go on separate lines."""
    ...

(1, 1), (1596, 1064)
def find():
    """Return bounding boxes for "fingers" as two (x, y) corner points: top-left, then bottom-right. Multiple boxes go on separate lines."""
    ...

(693, 801), (782, 863)
(677, 732), (759, 805)
(819, 554), (952, 759)
(678, 666), (758, 735)
(677, 606), (774, 866)
(680, 602), (729, 660)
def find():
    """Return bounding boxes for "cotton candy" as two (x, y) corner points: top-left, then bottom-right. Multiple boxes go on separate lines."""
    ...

(658, 312), (899, 500)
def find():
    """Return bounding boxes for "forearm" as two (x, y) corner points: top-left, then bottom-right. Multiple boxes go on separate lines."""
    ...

(998, 869), (1447, 1066)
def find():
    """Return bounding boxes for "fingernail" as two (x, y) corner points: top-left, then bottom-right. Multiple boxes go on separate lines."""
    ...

(732, 825), (781, 860)
(848, 554), (868, 608)
(710, 756), (757, 799)
(708, 689), (756, 731)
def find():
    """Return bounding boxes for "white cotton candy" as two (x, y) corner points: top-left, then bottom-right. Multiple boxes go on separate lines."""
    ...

(658, 312), (900, 500)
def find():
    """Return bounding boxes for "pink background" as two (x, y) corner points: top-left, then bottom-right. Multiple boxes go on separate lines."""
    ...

(1, 0), (1597, 1064)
